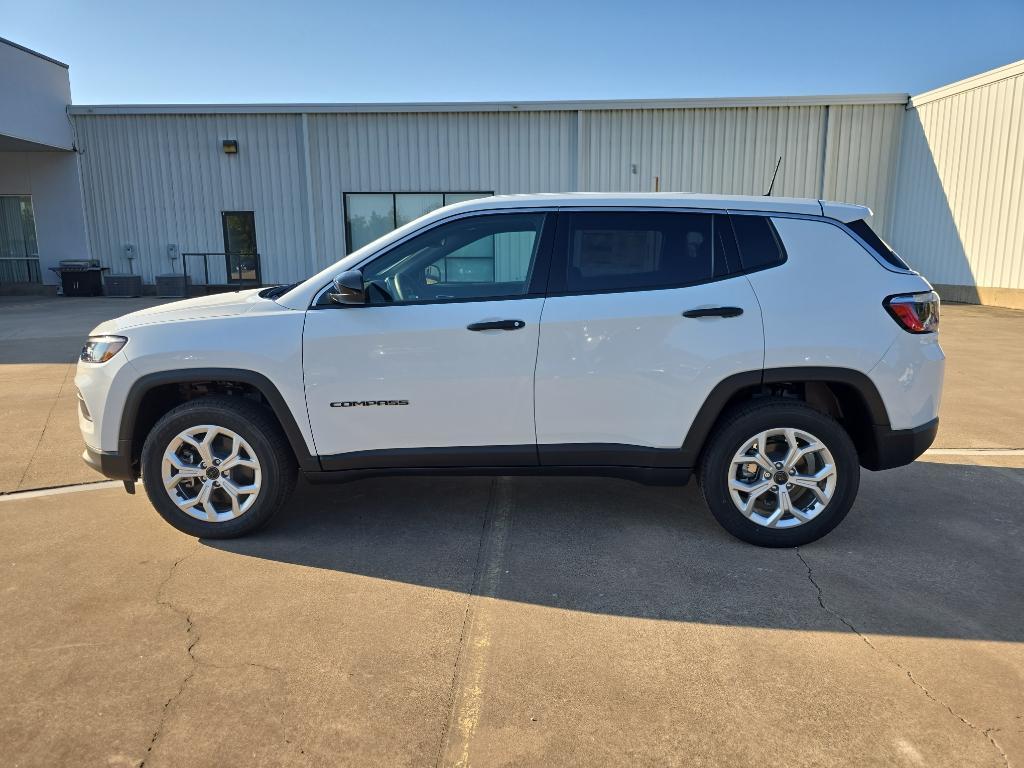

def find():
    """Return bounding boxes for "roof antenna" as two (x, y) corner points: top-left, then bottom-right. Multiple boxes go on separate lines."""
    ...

(765, 155), (782, 196)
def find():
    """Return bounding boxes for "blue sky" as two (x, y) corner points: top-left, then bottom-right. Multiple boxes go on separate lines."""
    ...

(4, 0), (1023, 104)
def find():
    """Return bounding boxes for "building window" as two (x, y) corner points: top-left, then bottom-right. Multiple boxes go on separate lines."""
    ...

(344, 192), (493, 254)
(0, 196), (40, 284)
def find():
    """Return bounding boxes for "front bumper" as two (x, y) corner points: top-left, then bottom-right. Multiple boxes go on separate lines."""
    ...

(861, 417), (939, 471)
(82, 442), (136, 481)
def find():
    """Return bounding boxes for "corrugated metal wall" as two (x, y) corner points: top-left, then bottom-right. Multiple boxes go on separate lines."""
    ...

(306, 111), (578, 269)
(578, 106), (827, 198)
(73, 100), (907, 285)
(821, 104), (904, 237)
(75, 114), (313, 284)
(576, 103), (904, 236)
(890, 63), (1024, 291)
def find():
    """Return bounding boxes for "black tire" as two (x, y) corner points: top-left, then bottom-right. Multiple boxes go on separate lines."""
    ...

(140, 396), (297, 539)
(698, 398), (860, 547)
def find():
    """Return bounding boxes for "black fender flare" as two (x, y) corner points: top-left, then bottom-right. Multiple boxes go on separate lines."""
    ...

(678, 367), (891, 467)
(119, 368), (320, 473)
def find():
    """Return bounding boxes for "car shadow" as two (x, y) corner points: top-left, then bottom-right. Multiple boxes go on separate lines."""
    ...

(204, 460), (1024, 643)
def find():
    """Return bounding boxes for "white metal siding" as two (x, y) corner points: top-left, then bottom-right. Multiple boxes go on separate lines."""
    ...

(821, 104), (905, 237)
(73, 102), (907, 285)
(305, 111), (577, 266)
(890, 64), (1024, 290)
(75, 113), (313, 284)
(578, 106), (826, 198)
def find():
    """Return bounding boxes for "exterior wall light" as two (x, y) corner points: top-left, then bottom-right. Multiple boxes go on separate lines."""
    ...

(222, 139), (239, 155)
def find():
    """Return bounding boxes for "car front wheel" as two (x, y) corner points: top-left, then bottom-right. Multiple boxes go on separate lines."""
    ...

(698, 398), (860, 547)
(140, 396), (296, 538)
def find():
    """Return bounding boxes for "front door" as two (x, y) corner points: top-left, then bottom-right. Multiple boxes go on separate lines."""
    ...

(303, 210), (554, 468)
(222, 211), (258, 283)
(534, 210), (765, 465)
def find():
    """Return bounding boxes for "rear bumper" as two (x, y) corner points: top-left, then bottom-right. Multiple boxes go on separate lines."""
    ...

(861, 417), (938, 471)
(82, 443), (136, 481)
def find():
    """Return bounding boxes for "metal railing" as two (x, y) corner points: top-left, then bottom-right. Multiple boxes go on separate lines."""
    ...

(0, 257), (41, 284)
(181, 252), (262, 295)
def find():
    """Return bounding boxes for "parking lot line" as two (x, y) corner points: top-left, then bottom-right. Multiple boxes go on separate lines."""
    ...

(924, 448), (1024, 456)
(0, 479), (121, 502)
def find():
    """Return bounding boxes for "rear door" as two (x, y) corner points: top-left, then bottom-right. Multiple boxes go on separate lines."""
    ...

(534, 210), (764, 466)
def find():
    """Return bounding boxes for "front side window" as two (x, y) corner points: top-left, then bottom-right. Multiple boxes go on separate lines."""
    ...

(356, 212), (547, 305)
(560, 212), (733, 293)
(344, 192), (493, 253)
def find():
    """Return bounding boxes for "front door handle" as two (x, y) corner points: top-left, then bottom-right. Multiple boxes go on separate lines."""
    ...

(682, 306), (744, 319)
(467, 319), (526, 331)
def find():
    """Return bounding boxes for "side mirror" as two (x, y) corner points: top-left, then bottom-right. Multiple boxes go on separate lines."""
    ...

(423, 264), (441, 284)
(328, 269), (366, 305)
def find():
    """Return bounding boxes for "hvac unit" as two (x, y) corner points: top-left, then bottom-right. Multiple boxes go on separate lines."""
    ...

(103, 273), (143, 297)
(155, 273), (191, 297)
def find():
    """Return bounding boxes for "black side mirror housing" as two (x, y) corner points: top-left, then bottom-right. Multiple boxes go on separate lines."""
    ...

(328, 269), (366, 305)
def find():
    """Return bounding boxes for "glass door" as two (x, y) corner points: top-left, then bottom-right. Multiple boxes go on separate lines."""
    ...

(221, 211), (259, 283)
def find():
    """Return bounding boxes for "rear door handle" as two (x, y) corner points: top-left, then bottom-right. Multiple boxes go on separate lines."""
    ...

(682, 306), (744, 319)
(467, 319), (526, 331)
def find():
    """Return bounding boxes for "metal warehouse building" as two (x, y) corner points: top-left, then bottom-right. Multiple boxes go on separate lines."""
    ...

(2, 37), (1022, 306)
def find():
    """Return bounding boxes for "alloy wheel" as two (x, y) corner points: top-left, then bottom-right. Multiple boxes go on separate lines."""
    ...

(160, 424), (262, 522)
(727, 427), (837, 528)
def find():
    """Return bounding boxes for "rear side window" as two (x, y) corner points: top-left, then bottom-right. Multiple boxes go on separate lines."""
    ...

(561, 212), (734, 293)
(847, 219), (911, 270)
(729, 214), (787, 271)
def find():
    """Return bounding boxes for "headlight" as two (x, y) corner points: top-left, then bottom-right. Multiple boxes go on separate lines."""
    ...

(80, 335), (128, 363)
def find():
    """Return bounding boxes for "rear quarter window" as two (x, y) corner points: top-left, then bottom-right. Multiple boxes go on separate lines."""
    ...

(729, 215), (787, 272)
(846, 219), (911, 270)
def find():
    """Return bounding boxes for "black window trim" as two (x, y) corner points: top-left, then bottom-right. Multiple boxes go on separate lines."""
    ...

(313, 206), (910, 308)
(342, 191), (494, 256)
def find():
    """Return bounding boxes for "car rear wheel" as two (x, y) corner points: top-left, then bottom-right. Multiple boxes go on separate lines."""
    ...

(698, 398), (860, 547)
(141, 396), (296, 538)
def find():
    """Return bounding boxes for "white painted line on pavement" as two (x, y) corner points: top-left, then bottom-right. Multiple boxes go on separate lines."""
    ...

(924, 448), (1024, 456)
(0, 480), (122, 503)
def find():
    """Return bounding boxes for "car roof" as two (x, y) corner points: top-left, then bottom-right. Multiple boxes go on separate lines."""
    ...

(440, 192), (871, 223)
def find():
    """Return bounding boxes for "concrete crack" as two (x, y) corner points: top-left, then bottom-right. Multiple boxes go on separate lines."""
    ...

(139, 546), (202, 768)
(16, 363), (74, 491)
(795, 548), (1010, 768)
(139, 547), (303, 766)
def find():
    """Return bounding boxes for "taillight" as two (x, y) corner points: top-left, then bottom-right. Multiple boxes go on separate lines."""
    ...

(884, 291), (940, 334)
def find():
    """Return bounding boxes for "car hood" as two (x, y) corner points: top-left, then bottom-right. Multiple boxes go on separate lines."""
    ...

(89, 289), (274, 334)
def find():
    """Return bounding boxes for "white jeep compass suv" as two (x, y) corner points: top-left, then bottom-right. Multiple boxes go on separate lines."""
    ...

(76, 194), (944, 547)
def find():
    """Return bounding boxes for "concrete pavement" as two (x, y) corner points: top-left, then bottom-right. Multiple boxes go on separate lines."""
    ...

(0, 297), (171, 492)
(1, 459), (1021, 766)
(0, 295), (1022, 766)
